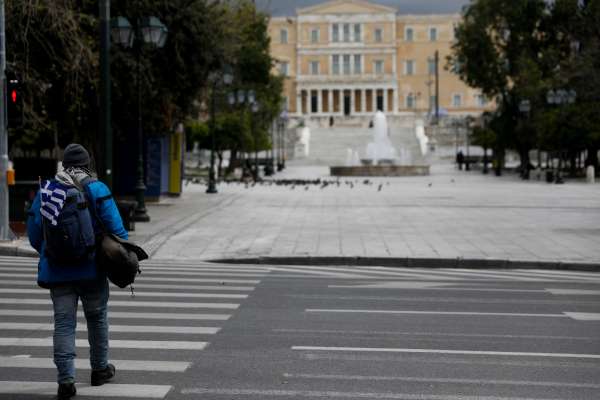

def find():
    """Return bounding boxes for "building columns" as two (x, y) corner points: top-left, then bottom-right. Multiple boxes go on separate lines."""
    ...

(372, 89), (377, 112)
(328, 89), (333, 115)
(296, 89), (302, 116)
(317, 89), (323, 114)
(383, 88), (389, 113)
(393, 89), (398, 114)
(361, 89), (366, 114)
(350, 88), (356, 114)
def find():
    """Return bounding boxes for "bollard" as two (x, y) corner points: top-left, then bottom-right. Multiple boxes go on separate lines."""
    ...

(587, 165), (595, 184)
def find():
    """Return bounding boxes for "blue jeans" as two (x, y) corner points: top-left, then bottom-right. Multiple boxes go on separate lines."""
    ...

(50, 275), (110, 384)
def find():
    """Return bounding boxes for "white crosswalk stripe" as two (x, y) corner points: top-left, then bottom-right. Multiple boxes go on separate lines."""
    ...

(0, 322), (221, 334)
(0, 357), (191, 371)
(0, 255), (260, 398)
(0, 381), (172, 398)
(265, 265), (600, 282)
(0, 288), (248, 299)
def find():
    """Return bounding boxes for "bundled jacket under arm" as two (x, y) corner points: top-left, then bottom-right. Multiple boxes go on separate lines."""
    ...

(28, 180), (128, 285)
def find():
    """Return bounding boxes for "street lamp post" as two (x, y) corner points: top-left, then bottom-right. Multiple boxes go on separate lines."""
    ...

(495, 107), (502, 177)
(280, 119), (286, 170)
(519, 100), (531, 179)
(252, 101), (259, 181)
(464, 115), (474, 170)
(277, 119), (283, 171)
(481, 111), (492, 174)
(265, 112), (274, 176)
(546, 90), (577, 184)
(206, 68), (233, 194)
(110, 13), (168, 222)
(452, 118), (460, 161)
(228, 89), (254, 181)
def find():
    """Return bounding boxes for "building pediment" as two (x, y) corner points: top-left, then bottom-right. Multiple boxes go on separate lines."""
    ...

(297, 0), (396, 16)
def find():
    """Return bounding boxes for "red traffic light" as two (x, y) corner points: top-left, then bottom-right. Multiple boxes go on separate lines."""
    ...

(11, 90), (16, 102)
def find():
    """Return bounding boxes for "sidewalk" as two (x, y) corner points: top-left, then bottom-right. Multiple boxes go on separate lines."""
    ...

(145, 163), (600, 266)
(3, 163), (599, 268)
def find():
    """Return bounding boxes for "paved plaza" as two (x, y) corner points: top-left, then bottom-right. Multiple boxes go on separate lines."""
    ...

(133, 163), (600, 263)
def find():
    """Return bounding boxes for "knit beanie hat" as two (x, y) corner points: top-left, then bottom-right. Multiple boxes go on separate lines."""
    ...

(62, 144), (90, 168)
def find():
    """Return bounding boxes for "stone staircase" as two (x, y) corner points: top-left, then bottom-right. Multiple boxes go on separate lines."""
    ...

(288, 125), (427, 166)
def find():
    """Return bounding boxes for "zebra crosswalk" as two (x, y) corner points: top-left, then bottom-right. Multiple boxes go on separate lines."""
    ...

(0, 256), (266, 398)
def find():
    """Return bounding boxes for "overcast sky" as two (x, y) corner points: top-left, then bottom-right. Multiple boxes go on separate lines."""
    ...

(260, 0), (472, 16)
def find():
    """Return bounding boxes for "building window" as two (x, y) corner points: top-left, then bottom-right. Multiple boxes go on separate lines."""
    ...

(354, 55), (361, 74)
(429, 27), (437, 41)
(406, 94), (414, 109)
(311, 29), (318, 43)
(405, 27), (414, 42)
(354, 24), (361, 42)
(405, 60), (414, 76)
(332, 55), (340, 74)
(279, 62), (288, 77)
(332, 24), (339, 42)
(428, 59), (437, 75)
(476, 93), (486, 107)
(343, 55), (351, 74)
(429, 95), (437, 109)
(453, 24), (458, 41)
(453, 93), (462, 108)
(283, 96), (289, 111)
(280, 29), (288, 44)
(374, 60), (383, 74)
(310, 61), (319, 75)
(375, 28), (382, 42)
(343, 24), (350, 42)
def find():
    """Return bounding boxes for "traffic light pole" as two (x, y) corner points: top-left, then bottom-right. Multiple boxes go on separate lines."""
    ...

(0, 0), (14, 241)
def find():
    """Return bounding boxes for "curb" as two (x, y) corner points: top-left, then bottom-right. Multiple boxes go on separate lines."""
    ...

(208, 256), (600, 272)
(0, 245), (38, 258)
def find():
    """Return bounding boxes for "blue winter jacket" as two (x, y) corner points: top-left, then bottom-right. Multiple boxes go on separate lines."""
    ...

(28, 180), (128, 286)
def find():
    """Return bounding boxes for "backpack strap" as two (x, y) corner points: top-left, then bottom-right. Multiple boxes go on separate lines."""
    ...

(80, 177), (97, 188)
(72, 179), (109, 237)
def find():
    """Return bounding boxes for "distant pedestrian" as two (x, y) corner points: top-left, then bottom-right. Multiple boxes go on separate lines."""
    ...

(329, 115), (334, 130)
(27, 144), (128, 399)
(457, 150), (465, 170)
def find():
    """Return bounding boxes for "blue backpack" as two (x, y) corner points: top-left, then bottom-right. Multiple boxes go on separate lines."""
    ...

(43, 178), (97, 269)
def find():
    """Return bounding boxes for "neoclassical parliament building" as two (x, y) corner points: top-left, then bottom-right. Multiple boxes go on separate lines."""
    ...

(269, 0), (488, 119)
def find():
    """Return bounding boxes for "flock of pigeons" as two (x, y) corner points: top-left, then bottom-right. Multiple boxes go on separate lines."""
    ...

(186, 177), (392, 191)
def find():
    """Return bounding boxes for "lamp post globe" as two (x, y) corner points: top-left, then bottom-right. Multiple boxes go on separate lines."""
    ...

(227, 91), (235, 106)
(110, 14), (133, 47)
(223, 67), (234, 86)
(248, 90), (256, 104)
(237, 90), (245, 104)
(140, 13), (165, 46)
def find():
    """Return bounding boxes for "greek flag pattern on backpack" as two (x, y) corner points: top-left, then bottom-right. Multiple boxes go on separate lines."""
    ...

(40, 179), (67, 227)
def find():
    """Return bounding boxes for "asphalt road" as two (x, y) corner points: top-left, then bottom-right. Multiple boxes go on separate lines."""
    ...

(0, 256), (599, 400)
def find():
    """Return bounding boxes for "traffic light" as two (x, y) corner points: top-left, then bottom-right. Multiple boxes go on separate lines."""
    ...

(6, 71), (23, 127)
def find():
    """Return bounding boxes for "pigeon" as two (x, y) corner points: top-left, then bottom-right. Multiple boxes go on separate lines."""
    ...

(305, 186), (309, 190)
(428, 183), (432, 187)
(378, 184), (382, 191)
(451, 179), (454, 183)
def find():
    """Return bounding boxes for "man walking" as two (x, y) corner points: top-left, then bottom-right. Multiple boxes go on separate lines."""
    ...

(27, 144), (128, 398)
